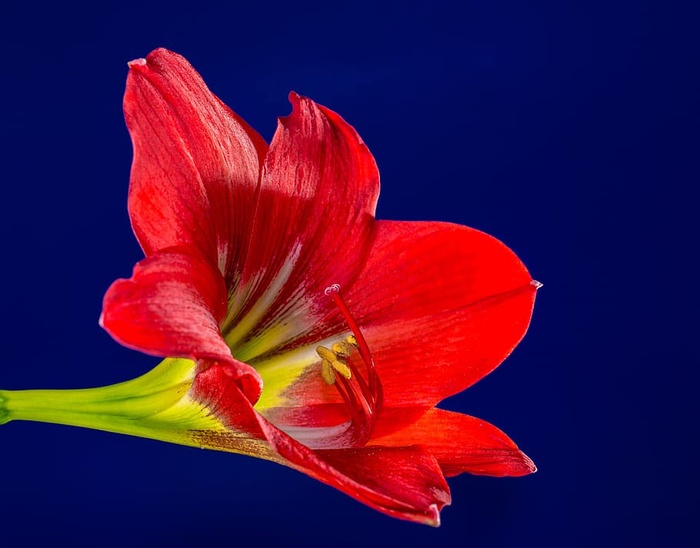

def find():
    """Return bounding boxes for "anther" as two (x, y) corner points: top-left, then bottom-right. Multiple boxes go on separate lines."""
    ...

(316, 345), (336, 362)
(315, 346), (352, 383)
(320, 359), (336, 385)
(330, 359), (352, 380)
(331, 340), (353, 358)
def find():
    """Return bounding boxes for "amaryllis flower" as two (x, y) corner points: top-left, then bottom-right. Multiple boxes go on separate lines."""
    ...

(0, 48), (540, 526)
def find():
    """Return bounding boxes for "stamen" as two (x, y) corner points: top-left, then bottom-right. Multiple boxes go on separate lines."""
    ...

(314, 284), (383, 447)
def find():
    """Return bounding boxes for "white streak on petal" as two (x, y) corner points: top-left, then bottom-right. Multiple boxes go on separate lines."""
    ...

(217, 242), (229, 276)
(224, 242), (302, 352)
(279, 422), (353, 450)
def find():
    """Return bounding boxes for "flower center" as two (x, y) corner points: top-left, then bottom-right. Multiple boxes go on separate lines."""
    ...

(312, 284), (383, 447)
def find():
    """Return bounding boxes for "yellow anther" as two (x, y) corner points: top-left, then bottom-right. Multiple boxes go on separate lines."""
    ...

(332, 340), (353, 358)
(346, 335), (358, 348)
(317, 343), (352, 382)
(330, 359), (352, 380)
(321, 359), (336, 385)
(316, 346), (336, 362)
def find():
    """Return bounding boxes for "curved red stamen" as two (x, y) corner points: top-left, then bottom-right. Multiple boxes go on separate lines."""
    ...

(333, 375), (361, 422)
(344, 357), (374, 414)
(322, 284), (383, 447)
(335, 375), (371, 447)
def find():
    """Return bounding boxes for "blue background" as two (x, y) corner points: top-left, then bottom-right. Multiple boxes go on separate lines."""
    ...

(1, 1), (697, 546)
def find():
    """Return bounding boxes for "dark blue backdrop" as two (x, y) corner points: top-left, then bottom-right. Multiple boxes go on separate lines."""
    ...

(1, 1), (696, 547)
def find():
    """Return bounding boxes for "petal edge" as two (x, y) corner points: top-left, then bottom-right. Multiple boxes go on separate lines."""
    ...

(370, 407), (537, 477)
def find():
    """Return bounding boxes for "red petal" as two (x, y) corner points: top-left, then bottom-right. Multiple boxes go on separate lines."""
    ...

(259, 220), (536, 417)
(370, 408), (536, 477)
(345, 220), (538, 407)
(192, 364), (450, 526)
(100, 249), (261, 402)
(124, 48), (267, 280)
(222, 94), (380, 354)
(315, 446), (451, 525)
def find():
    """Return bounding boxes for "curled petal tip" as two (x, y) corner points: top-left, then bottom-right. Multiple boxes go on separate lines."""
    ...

(531, 279), (543, 289)
(514, 450), (537, 475)
(127, 57), (147, 69)
(429, 504), (441, 527)
(525, 453), (538, 474)
(427, 504), (442, 527)
(284, 91), (304, 119)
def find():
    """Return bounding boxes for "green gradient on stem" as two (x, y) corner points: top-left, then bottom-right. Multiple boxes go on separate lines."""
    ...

(0, 358), (223, 446)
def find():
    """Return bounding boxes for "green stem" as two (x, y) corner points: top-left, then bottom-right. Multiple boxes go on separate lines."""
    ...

(0, 358), (220, 447)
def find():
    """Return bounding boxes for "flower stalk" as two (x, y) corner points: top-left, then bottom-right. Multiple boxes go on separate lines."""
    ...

(0, 359), (220, 447)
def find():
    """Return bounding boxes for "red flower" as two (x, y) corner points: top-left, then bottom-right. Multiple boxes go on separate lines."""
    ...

(0, 47), (539, 526)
